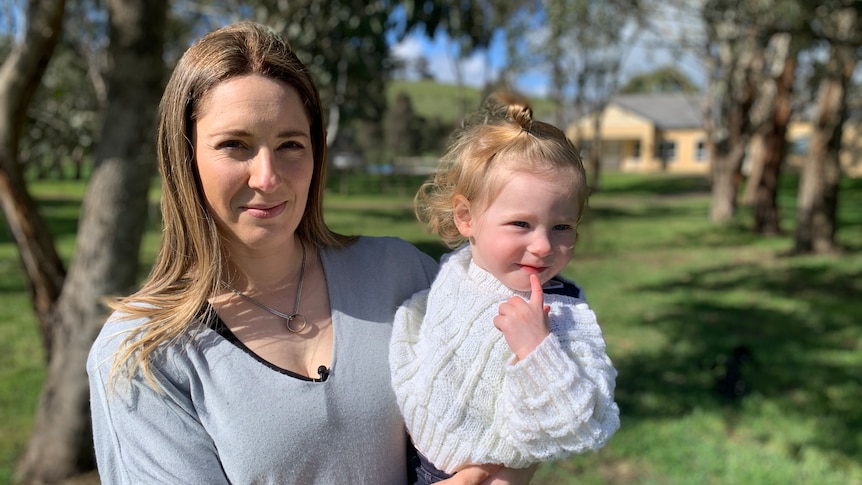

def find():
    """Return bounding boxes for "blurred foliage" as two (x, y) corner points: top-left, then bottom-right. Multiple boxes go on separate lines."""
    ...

(6, 0), (528, 181)
(618, 66), (700, 94)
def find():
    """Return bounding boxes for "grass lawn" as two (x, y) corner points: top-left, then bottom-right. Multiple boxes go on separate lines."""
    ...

(1, 172), (860, 484)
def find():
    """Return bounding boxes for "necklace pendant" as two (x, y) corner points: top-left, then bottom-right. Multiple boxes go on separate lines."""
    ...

(286, 314), (308, 333)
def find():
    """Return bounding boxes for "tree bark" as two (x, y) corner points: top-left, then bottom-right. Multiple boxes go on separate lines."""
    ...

(709, 138), (746, 222)
(14, 0), (167, 482)
(793, 7), (857, 255)
(588, 112), (603, 193)
(706, 68), (755, 223)
(794, 52), (852, 253)
(753, 46), (797, 236)
(0, 0), (67, 354)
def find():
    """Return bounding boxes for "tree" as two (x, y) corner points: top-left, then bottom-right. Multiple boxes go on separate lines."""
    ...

(701, 0), (769, 224)
(11, 0), (168, 482)
(540, 0), (644, 192)
(0, 0), (67, 362)
(793, 1), (859, 254)
(384, 91), (423, 159)
(619, 65), (700, 94)
(20, 0), (108, 181)
(747, 31), (801, 235)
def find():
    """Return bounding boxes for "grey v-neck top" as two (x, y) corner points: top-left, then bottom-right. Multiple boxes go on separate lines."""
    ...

(88, 236), (438, 484)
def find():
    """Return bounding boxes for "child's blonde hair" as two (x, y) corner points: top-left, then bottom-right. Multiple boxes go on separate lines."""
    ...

(416, 92), (588, 248)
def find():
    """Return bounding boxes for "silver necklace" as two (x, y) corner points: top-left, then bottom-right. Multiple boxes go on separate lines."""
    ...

(224, 243), (308, 333)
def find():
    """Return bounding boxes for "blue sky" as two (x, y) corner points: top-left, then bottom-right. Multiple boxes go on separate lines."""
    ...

(3, 2), (706, 98)
(390, 7), (707, 98)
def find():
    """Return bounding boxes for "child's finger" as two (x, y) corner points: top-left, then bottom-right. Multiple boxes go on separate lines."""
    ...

(529, 273), (544, 310)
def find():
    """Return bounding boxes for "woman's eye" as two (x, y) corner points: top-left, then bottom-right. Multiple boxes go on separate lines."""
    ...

(217, 140), (245, 150)
(511, 221), (529, 228)
(280, 140), (305, 150)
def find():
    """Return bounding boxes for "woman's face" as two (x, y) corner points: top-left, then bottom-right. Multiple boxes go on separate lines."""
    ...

(193, 74), (314, 255)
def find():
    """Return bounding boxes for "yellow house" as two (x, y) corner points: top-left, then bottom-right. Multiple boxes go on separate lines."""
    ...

(566, 93), (709, 174)
(785, 117), (862, 177)
(566, 93), (862, 177)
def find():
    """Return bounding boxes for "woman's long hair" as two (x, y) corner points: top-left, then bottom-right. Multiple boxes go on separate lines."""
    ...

(106, 22), (355, 389)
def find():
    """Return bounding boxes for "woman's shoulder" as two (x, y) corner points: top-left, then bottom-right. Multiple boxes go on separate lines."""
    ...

(87, 310), (151, 376)
(327, 236), (438, 270)
(322, 236), (438, 307)
(347, 235), (426, 253)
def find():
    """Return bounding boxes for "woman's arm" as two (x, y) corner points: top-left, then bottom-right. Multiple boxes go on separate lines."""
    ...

(443, 464), (537, 485)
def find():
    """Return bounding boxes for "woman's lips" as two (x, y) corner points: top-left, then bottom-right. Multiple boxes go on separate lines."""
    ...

(242, 202), (286, 219)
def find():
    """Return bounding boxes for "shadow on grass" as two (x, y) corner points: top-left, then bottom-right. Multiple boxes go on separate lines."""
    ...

(614, 259), (862, 463)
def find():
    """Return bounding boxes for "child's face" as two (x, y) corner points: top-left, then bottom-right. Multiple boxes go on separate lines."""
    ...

(456, 170), (581, 292)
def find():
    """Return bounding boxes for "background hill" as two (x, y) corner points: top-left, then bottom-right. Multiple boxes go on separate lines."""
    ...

(386, 80), (557, 125)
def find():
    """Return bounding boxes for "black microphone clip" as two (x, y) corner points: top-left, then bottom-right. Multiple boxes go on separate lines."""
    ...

(317, 365), (329, 382)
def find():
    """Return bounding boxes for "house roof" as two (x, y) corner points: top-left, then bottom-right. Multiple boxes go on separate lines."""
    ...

(611, 93), (704, 130)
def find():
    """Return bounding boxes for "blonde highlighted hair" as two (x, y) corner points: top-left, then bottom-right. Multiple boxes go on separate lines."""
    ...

(106, 22), (355, 389)
(416, 92), (589, 248)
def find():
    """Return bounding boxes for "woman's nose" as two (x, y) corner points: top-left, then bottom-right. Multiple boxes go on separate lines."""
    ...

(248, 149), (280, 191)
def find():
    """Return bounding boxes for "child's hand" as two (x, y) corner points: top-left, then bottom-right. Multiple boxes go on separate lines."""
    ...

(494, 274), (551, 360)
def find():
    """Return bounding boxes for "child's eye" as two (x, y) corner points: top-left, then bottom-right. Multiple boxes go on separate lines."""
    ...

(554, 224), (574, 231)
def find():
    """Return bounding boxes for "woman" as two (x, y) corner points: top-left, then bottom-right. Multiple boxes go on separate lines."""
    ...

(87, 21), (527, 484)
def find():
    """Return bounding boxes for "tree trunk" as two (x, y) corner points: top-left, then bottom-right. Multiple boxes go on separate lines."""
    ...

(0, 0), (67, 355)
(754, 48), (797, 236)
(15, 0), (167, 482)
(588, 112), (603, 193)
(707, 78), (754, 224)
(793, 62), (850, 253)
(710, 138), (746, 223)
(741, 132), (763, 206)
(793, 9), (856, 255)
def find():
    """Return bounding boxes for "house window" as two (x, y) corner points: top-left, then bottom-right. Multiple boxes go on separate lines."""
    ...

(632, 141), (641, 159)
(695, 140), (707, 162)
(657, 140), (676, 162)
(790, 136), (810, 155)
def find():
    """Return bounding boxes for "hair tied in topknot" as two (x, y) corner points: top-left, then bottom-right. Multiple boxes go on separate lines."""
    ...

(509, 103), (533, 134)
(485, 91), (533, 134)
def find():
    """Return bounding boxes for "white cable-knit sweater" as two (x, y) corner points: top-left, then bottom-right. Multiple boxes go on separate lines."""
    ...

(390, 246), (620, 474)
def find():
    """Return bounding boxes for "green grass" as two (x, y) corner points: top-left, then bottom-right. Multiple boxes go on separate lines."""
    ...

(2, 173), (861, 484)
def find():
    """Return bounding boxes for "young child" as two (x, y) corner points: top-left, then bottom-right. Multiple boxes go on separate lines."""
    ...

(390, 93), (620, 484)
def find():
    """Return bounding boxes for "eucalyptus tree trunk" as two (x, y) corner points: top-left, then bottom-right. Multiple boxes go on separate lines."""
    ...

(753, 37), (797, 236)
(709, 138), (747, 222)
(15, 0), (167, 482)
(0, 0), (67, 355)
(794, 14), (856, 254)
(702, 0), (767, 224)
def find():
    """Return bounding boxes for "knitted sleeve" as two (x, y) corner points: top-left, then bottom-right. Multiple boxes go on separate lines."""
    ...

(498, 300), (620, 462)
(389, 289), (430, 428)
